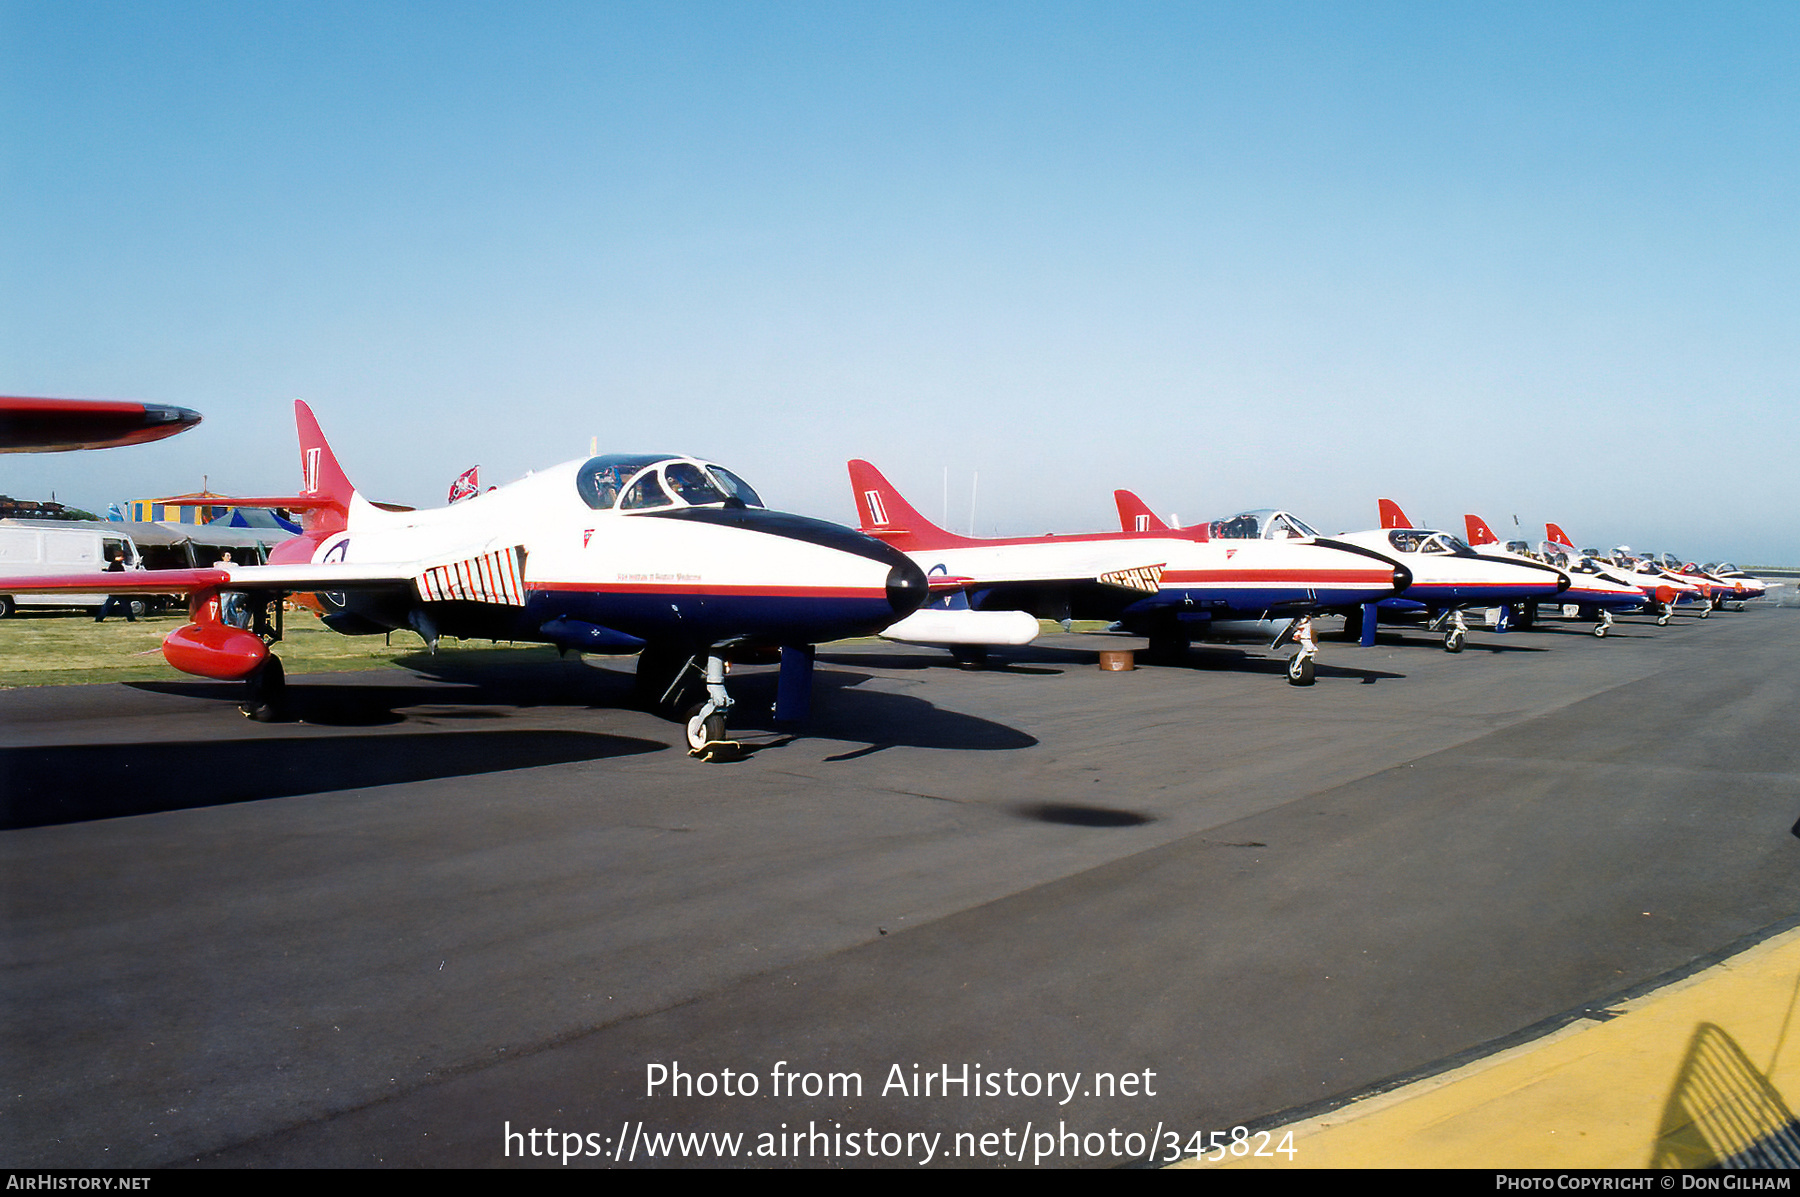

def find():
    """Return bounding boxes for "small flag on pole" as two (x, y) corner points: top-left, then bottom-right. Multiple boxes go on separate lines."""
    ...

(448, 466), (479, 503)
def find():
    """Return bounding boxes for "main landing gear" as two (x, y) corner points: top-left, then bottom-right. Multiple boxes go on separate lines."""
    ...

(240, 655), (286, 722)
(234, 594), (288, 722)
(1593, 610), (1615, 638)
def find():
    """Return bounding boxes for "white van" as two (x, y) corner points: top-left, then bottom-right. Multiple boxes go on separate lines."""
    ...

(0, 520), (143, 617)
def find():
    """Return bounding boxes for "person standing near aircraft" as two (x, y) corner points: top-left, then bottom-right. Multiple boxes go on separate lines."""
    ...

(94, 552), (137, 623)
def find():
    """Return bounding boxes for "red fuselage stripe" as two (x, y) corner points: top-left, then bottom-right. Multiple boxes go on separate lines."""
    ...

(531, 581), (884, 599)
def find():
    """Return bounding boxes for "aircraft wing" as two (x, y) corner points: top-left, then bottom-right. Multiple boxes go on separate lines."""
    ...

(0, 396), (202, 452)
(0, 546), (529, 606)
(0, 568), (232, 594)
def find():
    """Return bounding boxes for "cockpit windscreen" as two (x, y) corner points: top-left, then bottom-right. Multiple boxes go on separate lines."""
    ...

(577, 454), (767, 512)
(1208, 509), (1319, 540)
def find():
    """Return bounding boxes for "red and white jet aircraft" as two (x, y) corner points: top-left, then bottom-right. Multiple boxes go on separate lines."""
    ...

(7, 402), (927, 756)
(850, 462), (1409, 684)
(1545, 524), (1698, 625)
(1462, 514), (1648, 636)
(1110, 494), (1567, 652)
(1341, 499), (1570, 650)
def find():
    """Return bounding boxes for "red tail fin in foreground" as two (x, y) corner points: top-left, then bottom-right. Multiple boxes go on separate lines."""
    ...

(1463, 514), (1499, 546)
(1546, 522), (1576, 548)
(1378, 498), (1414, 529)
(1114, 490), (1171, 533)
(267, 400), (356, 539)
(847, 460), (972, 551)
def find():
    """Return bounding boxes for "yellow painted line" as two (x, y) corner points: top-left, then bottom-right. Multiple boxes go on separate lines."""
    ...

(1183, 925), (1800, 1169)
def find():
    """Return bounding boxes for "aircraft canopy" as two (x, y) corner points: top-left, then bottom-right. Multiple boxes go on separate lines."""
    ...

(1386, 530), (1476, 556)
(576, 455), (765, 513)
(1207, 509), (1319, 540)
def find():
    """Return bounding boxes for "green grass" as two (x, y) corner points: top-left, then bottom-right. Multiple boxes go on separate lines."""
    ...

(0, 607), (547, 688)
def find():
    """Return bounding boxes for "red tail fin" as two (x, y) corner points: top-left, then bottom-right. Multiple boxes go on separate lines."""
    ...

(1378, 498), (1414, 529)
(847, 460), (971, 551)
(1114, 490), (1171, 533)
(293, 401), (354, 534)
(1463, 514), (1499, 546)
(1546, 522), (1575, 548)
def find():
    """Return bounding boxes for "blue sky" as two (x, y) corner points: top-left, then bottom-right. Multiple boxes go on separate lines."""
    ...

(4, 2), (1797, 561)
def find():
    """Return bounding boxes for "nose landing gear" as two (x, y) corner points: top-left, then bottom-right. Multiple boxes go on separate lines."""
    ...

(684, 652), (741, 761)
(1443, 609), (1468, 653)
(1278, 616), (1318, 686)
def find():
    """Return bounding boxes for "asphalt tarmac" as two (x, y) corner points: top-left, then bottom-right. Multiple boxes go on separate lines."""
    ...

(3, 605), (1796, 1168)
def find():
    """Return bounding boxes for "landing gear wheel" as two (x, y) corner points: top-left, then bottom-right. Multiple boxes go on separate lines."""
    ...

(1286, 652), (1315, 686)
(1593, 623), (1608, 638)
(949, 645), (989, 668)
(1656, 612), (1671, 627)
(0, 595), (12, 619)
(683, 703), (738, 762)
(1444, 629), (1466, 653)
(240, 656), (286, 722)
(684, 703), (726, 751)
(1699, 603), (1711, 619)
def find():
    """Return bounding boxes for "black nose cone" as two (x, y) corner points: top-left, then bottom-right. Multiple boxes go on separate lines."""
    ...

(887, 560), (927, 616)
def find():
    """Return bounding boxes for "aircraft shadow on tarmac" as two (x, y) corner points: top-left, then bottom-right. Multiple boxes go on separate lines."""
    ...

(128, 651), (640, 727)
(1161, 645), (1409, 683)
(121, 652), (1036, 765)
(1347, 633), (1548, 657)
(725, 668), (1041, 761)
(815, 648), (1064, 675)
(0, 730), (664, 830)
(824, 640), (1412, 682)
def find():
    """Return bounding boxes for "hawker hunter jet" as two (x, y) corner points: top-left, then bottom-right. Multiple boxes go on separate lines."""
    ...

(1697, 562), (1767, 607)
(1110, 493), (1567, 651)
(1545, 524), (1697, 625)
(851, 462), (1408, 684)
(0, 395), (201, 452)
(1643, 554), (1760, 611)
(1341, 499), (1570, 650)
(1462, 514), (1648, 636)
(8, 402), (927, 757)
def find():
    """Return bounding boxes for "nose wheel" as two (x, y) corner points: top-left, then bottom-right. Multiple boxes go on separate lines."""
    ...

(1443, 610), (1468, 653)
(1278, 616), (1318, 686)
(684, 652), (741, 761)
